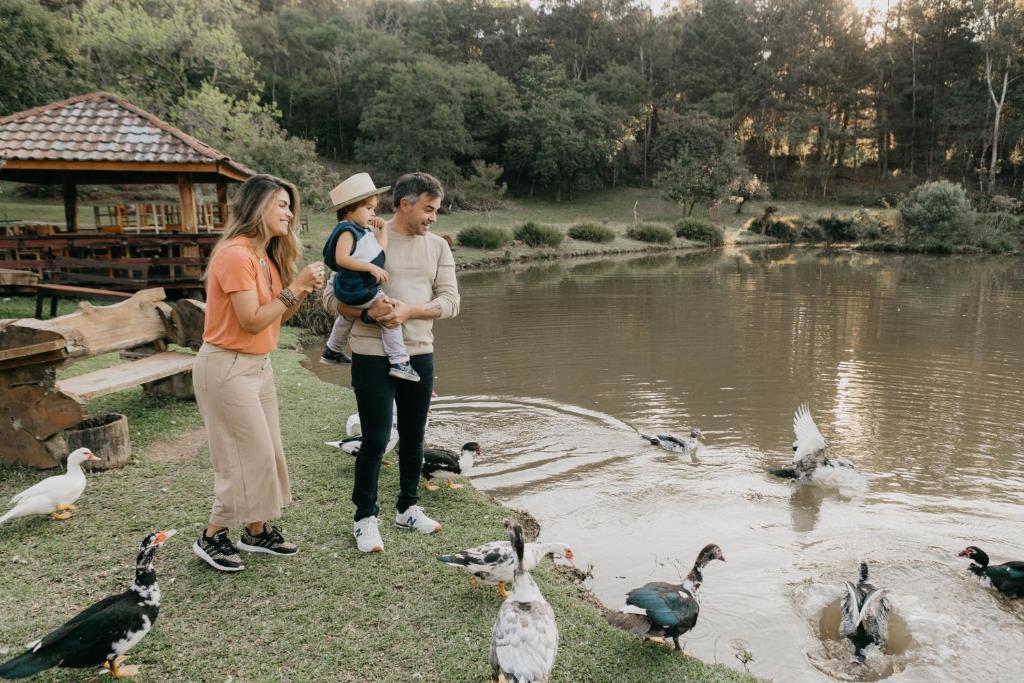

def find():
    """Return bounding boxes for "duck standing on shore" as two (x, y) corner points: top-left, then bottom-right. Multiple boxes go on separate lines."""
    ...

(0, 448), (100, 525)
(957, 546), (1024, 597)
(489, 520), (559, 682)
(839, 561), (891, 663)
(438, 538), (573, 598)
(422, 442), (479, 490)
(0, 530), (175, 679)
(640, 429), (704, 454)
(607, 543), (725, 650)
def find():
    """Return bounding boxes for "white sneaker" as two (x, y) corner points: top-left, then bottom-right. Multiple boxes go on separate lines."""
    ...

(395, 505), (442, 534)
(353, 516), (384, 553)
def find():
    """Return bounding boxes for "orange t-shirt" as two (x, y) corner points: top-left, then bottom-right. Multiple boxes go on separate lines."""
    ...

(202, 238), (282, 354)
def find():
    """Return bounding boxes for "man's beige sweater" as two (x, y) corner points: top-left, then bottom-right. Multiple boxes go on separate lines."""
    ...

(348, 230), (459, 356)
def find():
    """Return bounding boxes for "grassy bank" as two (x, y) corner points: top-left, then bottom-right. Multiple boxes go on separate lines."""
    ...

(0, 326), (756, 682)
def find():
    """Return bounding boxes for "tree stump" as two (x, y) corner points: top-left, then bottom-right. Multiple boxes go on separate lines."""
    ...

(64, 413), (131, 471)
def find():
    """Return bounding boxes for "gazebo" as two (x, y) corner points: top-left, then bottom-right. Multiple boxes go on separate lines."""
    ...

(0, 91), (255, 294)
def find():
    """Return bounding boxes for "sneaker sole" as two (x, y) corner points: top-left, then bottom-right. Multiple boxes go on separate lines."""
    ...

(192, 540), (245, 572)
(395, 522), (442, 534)
(237, 540), (299, 556)
(319, 358), (350, 365)
(357, 544), (384, 553)
(389, 374), (420, 382)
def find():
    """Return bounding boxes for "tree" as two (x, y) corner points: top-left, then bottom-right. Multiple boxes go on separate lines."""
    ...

(0, 0), (82, 116)
(654, 111), (746, 215)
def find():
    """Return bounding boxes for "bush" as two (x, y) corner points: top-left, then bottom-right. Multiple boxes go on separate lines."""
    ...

(746, 206), (798, 242)
(457, 225), (512, 249)
(567, 222), (615, 243)
(817, 214), (858, 242)
(674, 218), (724, 246)
(514, 221), (564, 248)
(800, 222), (825, 242)
(851, 209), (895, 241)
(627, 223), (674, 244)
(899, 180), (973, 244)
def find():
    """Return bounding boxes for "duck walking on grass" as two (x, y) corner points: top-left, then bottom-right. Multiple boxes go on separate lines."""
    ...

(0, 448), (99, 525)
(957, 546), (1024, 597)
(438, 538), (573, 598)
(839, 561), (891, 664)
(607, 544), (725, 650)
(422, 442), (479, 490)
(489, 520), (559, 682)
(641, 429), (704, 454)
(0, 530), (175, 680)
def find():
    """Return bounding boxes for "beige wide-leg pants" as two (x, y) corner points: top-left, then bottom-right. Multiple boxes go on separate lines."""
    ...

(193, 342), (291, 527)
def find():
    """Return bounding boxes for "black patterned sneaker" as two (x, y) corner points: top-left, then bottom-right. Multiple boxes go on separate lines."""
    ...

(192, 529), (245, 572)
(237, 523), (299, 556)
(320, 347), (352, 365)
(389, 362), (420, 382)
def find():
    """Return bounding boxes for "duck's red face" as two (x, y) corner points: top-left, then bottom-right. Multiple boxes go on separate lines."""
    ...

(564, 548), (574, 561)
(958, 547), (977, 558)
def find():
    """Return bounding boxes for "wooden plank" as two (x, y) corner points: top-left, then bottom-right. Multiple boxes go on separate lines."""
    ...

(0, 268), (39, 287)
(56, 351), (194, 402)
(63, 178), (79, 232)
(178, 173), (197, 233)
(2, 159), (221, 174)
(35, 284), (133, 298)
(0, 339), (66, 362)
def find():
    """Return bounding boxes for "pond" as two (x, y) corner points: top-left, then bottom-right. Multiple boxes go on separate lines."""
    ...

(309, 247), (1024, 682)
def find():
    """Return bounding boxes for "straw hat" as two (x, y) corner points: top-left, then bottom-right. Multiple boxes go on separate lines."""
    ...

(329, 173), (390, 211)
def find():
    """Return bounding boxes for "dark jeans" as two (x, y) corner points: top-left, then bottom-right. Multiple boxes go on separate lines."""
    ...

(350, 353), (434, 520)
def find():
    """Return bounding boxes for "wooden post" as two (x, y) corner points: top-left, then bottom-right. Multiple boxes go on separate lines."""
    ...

(63, 177), (79, 232)
(216, 182), (228, 228)
(178, 173), (198, 233)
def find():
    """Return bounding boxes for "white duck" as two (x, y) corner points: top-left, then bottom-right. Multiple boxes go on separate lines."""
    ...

(490, 520), (559, 683)
(324, 404), (400, 455)
(768, 404), (854, 481)
(0, 448), (99, 525)
(438, 537), (574, 598)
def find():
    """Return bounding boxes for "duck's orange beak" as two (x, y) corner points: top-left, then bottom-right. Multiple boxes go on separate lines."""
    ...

(154, 529), (177, 545)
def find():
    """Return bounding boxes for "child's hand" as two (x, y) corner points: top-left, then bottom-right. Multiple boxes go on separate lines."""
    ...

(369, 265), (390, 284)
(368, 217), (385, 230)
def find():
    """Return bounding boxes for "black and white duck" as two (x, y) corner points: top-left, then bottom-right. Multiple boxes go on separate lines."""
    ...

(768, 404), (854, 480)
(438, 538), (573, 598)
(957, 546), (1024, 598)
(0, 530), (175, 679)
(839, 561), (891, 663)
(489, 520), (559, 683)
(641, 429), (704, 454)
(0, 448), (100, 525)
(324, 410), (399, 455)
(607, 543), (725, 650)
(422, 442), (479, 490)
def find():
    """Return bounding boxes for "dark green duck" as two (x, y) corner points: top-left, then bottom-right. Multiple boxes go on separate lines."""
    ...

(958, 546), (1024, 598)
(0, 530), (175, 680)
(607, 543), (725, 650)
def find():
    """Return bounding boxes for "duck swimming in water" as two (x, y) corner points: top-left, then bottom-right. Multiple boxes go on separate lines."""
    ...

(839, 561), (891, 663)
(0, 530), (174, 679)
(641, 429), (704, 454)
(607, 543), (725, 650)
(957, 546), (1024, 597)
(768, 404), (854, 480)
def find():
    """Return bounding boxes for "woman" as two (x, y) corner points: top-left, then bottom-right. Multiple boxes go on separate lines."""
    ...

(191, 174), (324, 572)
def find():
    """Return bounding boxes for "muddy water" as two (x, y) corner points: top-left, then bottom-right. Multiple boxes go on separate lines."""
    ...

(308, 248), (1024, 682)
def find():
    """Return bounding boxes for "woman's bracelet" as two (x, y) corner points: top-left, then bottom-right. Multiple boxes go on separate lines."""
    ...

(277, 287), (298, 308)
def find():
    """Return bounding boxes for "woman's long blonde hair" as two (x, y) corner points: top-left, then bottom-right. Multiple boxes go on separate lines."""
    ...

(207, 174), (303, 285)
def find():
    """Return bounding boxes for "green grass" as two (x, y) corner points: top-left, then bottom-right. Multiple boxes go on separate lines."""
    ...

(0, 327), (756, 682)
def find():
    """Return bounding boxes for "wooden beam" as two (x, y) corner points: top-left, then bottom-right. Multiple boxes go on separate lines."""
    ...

(216, 182), (228, 227)
(216, 162), (250, 183)
(178, 173), (197, 234)
(0, 170), (239, 185)
(63, 177), (79, 232)
(57, 351), (195, 402)
(2, 159), (221, 174)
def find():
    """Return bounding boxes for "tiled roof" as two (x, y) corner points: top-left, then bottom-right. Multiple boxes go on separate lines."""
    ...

(0, 92), (254, 175)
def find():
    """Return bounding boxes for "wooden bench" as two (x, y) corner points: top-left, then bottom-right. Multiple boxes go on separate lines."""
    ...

(57, 351), (196, 402)
(35, 283), (132, 319)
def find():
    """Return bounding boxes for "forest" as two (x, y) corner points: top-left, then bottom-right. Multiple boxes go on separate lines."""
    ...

(3, 0), (1023, 211)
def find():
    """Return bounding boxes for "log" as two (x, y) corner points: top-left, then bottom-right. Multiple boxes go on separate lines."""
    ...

(170, 299), (206, 351)
(0, 364), (85, 468)
(65, 413), (131, 471)
(0, 287), (172, 366)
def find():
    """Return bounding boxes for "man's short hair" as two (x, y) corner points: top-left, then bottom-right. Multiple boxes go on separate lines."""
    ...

(393, 172), (443, 208)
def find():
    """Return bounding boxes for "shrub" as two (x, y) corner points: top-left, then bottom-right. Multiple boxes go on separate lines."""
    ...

(568, 222), (615, 243)
(674, 218), (724, 246)
(851, 209), (895, 241)
(746, 206), (798, 241)
(899, 180), (973, 244)
(514, 221), (564, 248)
(457, 225), (511, 249)
(817, 214), (858, 242)
(627, 223), (674, 244)
(800, 222), (825, 242)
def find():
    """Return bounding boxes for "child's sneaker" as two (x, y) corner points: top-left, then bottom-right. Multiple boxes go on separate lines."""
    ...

(389, 362), (420, 382)
(321, 347), (352, 365)
(238, 523), (298, 556)
(395, 505), (441, 534)
(354, 516), (384, 553)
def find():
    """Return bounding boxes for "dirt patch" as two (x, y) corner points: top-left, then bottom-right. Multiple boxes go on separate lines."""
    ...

(145, 427), (207, 463)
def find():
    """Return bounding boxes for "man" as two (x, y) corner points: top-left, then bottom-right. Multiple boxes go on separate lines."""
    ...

(324, 172), (460, 553)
